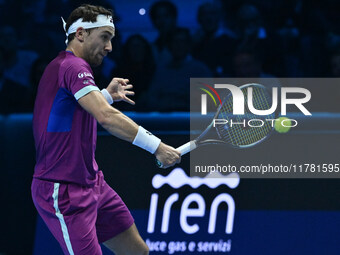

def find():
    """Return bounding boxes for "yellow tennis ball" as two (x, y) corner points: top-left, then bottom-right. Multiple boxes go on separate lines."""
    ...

(274, 117), (291, 133)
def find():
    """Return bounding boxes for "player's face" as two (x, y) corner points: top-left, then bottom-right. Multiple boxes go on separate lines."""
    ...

(83, 26), (115, 67)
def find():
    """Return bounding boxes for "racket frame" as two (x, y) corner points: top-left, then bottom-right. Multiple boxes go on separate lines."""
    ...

(156, 83), (276, 167)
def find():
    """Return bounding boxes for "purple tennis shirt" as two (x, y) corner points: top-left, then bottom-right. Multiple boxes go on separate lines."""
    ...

(33, 51), (101, 186)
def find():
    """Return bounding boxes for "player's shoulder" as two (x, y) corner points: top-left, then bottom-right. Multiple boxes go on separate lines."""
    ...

(61, 51), (89, 69)
(59, 51), (93, 78)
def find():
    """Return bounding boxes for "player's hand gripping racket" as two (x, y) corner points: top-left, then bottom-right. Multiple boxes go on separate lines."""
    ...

(156, 83), (276, 168)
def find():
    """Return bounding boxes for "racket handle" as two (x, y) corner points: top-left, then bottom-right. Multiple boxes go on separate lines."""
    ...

(156, 141), (196, 168)
(177, 141), (196, 156)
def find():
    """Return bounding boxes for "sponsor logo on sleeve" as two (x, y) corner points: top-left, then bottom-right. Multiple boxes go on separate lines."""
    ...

(78, 72), (94, 79)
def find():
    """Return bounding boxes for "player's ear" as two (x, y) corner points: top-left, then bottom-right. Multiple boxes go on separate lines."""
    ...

(75, 27), (86, 42)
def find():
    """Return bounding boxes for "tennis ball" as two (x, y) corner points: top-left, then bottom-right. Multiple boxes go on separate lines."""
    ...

(274, 117), (291, 133)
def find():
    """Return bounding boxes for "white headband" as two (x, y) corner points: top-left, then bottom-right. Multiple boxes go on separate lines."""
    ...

(61, 14), (115, 45)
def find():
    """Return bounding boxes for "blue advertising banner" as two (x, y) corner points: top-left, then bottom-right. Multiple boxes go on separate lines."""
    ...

(34, 166), (340, 255)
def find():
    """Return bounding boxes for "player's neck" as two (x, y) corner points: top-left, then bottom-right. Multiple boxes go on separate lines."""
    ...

(65, 44), (83, 59)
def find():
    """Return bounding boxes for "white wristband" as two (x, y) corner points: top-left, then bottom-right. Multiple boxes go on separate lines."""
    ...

(133, 126), (161, 154)
(101, 89), (113, 104)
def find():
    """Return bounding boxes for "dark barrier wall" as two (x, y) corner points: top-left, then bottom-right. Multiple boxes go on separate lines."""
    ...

(1, 113), (340, 254)
(0, 114), (36, 255)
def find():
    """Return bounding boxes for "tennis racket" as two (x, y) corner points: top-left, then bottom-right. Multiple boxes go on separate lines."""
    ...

(156, 83), (276, 168)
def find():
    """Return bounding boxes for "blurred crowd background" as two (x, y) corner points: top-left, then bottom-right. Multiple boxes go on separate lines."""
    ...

(0, 0), (339, 113)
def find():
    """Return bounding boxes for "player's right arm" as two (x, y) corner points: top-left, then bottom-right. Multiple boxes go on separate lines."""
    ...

(78, 90), (181, 168)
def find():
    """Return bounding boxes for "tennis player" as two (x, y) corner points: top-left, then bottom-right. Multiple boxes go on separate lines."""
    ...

(31, 4), (180, 255)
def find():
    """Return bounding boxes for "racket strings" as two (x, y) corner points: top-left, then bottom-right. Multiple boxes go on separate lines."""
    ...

(244, 86), (274, 143)
(216, 85), (274, 147)
(219, 97), (237, 145)
(250, 87), (272, 141)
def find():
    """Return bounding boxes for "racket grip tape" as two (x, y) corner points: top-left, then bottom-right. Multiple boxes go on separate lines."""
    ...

(156, 141), (196, 168)
(177, 141), (196, 156)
